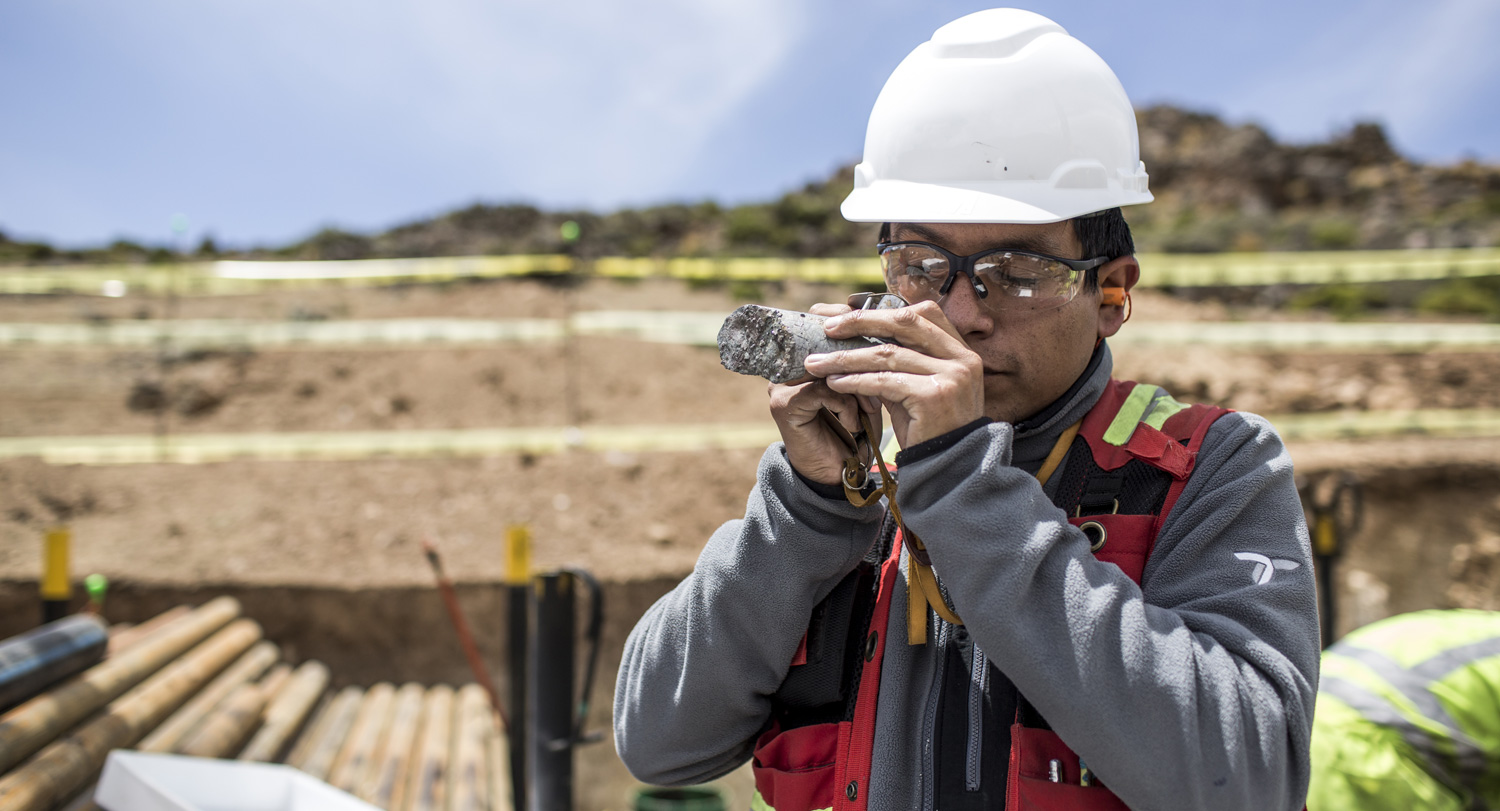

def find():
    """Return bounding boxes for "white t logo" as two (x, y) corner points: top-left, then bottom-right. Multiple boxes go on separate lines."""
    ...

(1234, 552), (1301, 585)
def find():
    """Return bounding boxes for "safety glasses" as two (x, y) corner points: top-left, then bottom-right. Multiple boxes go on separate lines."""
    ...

(878, 241), (1109, 312)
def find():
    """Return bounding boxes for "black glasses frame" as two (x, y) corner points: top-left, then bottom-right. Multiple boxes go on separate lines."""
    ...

(877, 240), (1110, 300)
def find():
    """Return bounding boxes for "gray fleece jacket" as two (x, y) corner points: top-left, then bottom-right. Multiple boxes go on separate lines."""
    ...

(615, 343), (1321, 811)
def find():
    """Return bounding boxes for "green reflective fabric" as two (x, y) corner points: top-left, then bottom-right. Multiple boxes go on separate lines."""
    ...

(1310, 610), (1500, 810)
(1142, 392), (1189, 431)
(1342, 609), (1500, 667)
(1102, 384), (1188, 444)
(1102, 383), (1157, 446)
(1309, 695), (1467, 811)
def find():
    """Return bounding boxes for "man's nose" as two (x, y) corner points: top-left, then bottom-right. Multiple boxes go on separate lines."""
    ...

(940, 271), (995, 337)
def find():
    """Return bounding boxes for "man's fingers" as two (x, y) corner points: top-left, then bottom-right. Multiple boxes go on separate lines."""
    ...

(771, 379), (863, 432)
(804, 342), (953, 378)
(824, 369), (953, 403)
(809, 302), (854, 317)
(839, 393), (867, 435)
(823, 301), (966, 354)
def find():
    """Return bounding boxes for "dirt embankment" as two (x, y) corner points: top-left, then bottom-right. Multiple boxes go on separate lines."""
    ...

(3, 277), (1498, 809)
(2, 279), (1498, 597)
(4, 282), (1500, 441)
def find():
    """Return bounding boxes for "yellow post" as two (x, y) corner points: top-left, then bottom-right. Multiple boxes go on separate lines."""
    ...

(505, 525), (532, 585)
(504, 524), (532, 810)
(1313, 514), (1339, 557)
(41, 527), (71, 624)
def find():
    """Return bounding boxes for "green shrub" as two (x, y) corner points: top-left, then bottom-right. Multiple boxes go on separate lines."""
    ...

(1288, 284), (1388, 320)
(1416, 278), (1500, 318)
(728, 280), (764, 302)
(1310, 219), (1359, 250)
(725, 206), (777, 247)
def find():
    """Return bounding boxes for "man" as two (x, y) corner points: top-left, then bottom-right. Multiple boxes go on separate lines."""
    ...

(616, 9), (1320, 810)
(1310, 609), (1500, 810)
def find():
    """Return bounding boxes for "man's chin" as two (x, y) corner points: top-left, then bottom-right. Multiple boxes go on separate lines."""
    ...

(982, 377), (1034, 425)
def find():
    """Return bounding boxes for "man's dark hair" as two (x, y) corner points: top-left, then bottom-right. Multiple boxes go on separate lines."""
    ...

(1073, 207), (1134, 291)
(878, 208), (1134, 291)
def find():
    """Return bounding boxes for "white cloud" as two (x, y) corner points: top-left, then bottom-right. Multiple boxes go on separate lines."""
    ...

(1, 0), (809, 243)
(194, 0), (810, 207)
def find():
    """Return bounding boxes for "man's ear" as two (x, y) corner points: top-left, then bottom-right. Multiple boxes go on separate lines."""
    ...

(1096, 255), (1139, 340)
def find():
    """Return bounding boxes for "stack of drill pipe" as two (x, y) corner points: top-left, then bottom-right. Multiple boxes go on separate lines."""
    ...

(176, 663), (289, 758)
(0, 616), (261, 810)
(405, 684), (454, 811)
(449, 684), (492, 811)
(286, 684), (364, 780)
(364, 682), (425, 809)
(0, 615), (109, 710)
(238, 660), (330, 763)
(44, 606), (202, 811)
(134, 640), (279, 753)
(328, 682), (396, 794)
(0, 591), (510, 810)
(0, 596), (240, 775)
(257, 665), (294, 705)
(64, 664), (295, 811)
(104, 606), (190, 658)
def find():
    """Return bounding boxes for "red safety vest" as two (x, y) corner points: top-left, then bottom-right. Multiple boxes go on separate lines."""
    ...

(751, 379), (1231, 811)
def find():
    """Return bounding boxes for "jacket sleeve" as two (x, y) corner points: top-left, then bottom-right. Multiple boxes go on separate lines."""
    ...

(897, 413), (1320, 811)
(613, 443), (886, 785)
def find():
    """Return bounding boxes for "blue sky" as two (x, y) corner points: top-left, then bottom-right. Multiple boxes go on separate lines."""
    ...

(3, 0), (1498, 248)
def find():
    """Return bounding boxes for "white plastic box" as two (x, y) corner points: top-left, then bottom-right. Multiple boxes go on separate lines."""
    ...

(94, 750), (382, 811)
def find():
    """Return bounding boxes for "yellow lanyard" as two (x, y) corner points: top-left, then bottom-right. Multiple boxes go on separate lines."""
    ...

(845, 417), (1082, 645)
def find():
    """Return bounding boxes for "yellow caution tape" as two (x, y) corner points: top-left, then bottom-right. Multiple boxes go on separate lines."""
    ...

(4, 316), (1500, 352)
(1, 411), (1498, 465)
(4, 247), (1496, 297)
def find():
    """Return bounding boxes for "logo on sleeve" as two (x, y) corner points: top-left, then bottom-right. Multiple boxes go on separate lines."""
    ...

(1234, 552), (1301, 585)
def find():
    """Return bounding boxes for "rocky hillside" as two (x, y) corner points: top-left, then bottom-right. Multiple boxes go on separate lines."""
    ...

(3, 105), (1497, 265)
(1131, 106), (1500, 253)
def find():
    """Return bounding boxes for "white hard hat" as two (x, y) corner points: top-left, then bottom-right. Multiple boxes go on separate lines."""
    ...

(841, 9), (1152, 225)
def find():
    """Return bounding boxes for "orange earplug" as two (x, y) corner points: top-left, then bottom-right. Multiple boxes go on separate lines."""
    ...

(1101, 287), (1126, 307)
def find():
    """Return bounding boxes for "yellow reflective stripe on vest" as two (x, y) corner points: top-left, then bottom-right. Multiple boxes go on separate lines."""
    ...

(1339, 609), (1500, 666)
(1142, 392), (1189, 430)
(1103, 383), (1190, 445)
(1409, 636), (1500, 682)
(1103, 383), (1156, 445)
(1330, 644), (1468, 734)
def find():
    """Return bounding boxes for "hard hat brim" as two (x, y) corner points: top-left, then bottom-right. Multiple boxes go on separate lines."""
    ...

(840, 179), (1152, 225)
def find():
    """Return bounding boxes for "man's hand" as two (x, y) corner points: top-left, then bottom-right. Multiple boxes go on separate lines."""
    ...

(770, 304), (883, 486)
(803, 300), (983, 448)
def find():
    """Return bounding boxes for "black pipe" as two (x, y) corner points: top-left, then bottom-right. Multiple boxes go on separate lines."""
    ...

(530, 572), (575, 811)
(41, 600), (69, 626)
(0, 614), (108, 710)
(1317, 553), (1337, 649)
(563, 567), (604, 746)
(508, 582), (530, 811)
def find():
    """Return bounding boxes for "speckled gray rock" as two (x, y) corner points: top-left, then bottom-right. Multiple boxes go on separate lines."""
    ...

(717, 305), (872, 384)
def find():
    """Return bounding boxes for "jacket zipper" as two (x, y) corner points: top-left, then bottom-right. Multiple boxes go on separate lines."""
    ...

(920, 618), (950, 811)
(965, 643), (988, 791)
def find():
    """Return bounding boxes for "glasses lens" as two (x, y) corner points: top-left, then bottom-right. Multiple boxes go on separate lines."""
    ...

(972, 252), (1080, 310)
(847, 291), (911, 311)
(881, 244), (949, 303)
